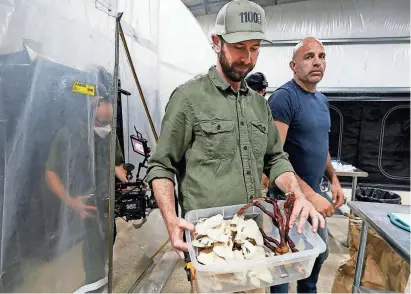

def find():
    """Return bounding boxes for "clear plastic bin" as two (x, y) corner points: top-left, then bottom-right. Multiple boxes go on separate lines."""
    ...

(184, 201), (326, 293)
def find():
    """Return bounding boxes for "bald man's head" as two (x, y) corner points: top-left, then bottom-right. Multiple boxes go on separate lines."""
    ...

(289, 37), (326, 89)
(292, 37), (324, 60)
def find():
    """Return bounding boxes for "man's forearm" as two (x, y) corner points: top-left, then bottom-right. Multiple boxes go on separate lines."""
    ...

(45, 169), (72, 204)
(295, 174), (317, 201)
(324, 153), (338, 184)
(274, 172), (303, 196)
(151, 178), (178, 231)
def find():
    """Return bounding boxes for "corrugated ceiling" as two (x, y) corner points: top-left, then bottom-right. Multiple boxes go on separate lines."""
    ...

(181, 0), (310, 16)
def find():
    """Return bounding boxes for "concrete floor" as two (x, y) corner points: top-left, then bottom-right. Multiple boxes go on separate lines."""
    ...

(162, 217), (350, 293)
(10, 187), (407, 293)
(11, 211), (168, 293)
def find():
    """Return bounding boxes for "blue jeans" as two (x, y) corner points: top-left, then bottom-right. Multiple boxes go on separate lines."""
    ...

(270, 219), (329, 293)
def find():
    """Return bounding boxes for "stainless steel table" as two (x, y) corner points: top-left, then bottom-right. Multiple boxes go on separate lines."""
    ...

(331, 159), (369, 246)
(332, 159), (369, 202)
(348, 201), (410, 293)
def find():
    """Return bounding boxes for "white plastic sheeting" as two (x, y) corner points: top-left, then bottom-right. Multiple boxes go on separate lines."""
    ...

(195, 0), (410, 88)
(117, 0), (215, 165)
(256, 43), (410, 88)
(0, 0), (116, 292)
(0, 0), (215, 292)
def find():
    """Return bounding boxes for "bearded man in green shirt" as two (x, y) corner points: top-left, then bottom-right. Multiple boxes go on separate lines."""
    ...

(146, 0), (325, 259)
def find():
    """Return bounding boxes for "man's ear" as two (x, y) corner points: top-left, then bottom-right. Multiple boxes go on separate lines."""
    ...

(289, 60), (296, 73)
(211, 34), (222, 53)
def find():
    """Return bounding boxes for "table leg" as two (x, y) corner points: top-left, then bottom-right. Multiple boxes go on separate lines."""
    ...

(351, 176), (358, 201)
(352, 221), (369, 293)
(346, 177), (359, 247)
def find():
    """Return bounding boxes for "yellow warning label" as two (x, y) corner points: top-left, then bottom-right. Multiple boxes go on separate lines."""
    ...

(72, 82), (95, 96)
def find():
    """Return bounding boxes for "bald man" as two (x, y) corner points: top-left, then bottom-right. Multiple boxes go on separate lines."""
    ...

(268, 37), (344, 293)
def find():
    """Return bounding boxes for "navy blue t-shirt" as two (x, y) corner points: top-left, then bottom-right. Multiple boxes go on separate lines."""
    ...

(268, 79), (330, 193)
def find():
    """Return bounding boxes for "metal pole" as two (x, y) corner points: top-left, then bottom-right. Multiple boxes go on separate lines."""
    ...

(261, 36), (411, 47)
(119, 17), (173, 267)
(108, 11), (123, 293)
(351, 176), (358, 202)
(119, 23), (158, 142)
(353, 221), (369, 293)
(346, 176), (359, 246)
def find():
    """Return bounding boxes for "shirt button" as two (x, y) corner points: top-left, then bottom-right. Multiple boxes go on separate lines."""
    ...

(246, 171), (251, 175)
(240, 121), (245, 126)
(243, 146), (248, 150)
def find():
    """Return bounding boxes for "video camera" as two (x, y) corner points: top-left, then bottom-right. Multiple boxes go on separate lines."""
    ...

(114, 127), (157, 227)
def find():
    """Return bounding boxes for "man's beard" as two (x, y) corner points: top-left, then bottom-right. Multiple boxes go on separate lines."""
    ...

(219, 49), (254, 82)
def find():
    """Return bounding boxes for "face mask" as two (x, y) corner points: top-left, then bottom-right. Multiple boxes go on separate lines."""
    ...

(94, 124), (111, 138)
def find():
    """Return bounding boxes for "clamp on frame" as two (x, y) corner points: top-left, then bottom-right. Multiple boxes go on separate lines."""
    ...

(184, 251), (196, 282)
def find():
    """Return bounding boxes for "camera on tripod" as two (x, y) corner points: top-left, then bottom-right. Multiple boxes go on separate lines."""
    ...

(114, 127), (157, 226)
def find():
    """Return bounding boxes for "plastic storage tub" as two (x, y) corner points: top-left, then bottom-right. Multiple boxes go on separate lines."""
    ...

(184, 201), (326, 293)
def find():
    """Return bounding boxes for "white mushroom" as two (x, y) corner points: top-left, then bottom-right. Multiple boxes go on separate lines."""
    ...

(241, 240), (258, 259)
(233, 250), (245, 261)
(233, 271), (247, 285)
(230, 214), (245, 232)
(235, 219), (264, 246)
(249, 275), (261, 288)
(252, 268), (273, 284)
(204, 214), (224, 228)
(192, 237), (215, 248)
(197, 251), (227, 265)
(195, 214), (224, 235)
(242, 240), (266, 260)
(213, 242), (235, 260)
(207, 226), (230, 243)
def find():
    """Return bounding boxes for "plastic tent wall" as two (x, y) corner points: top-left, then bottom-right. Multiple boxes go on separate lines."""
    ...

(117, 0), (215, 169)
(0, 0), (215, 292)
(0, 0), (118, 292)
(195, 0), (410, 88)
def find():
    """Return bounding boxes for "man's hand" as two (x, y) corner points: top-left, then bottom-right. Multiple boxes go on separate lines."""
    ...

(331, 181), (345, 209)
(115, 165), (129, 183)
(166, 217), (195, 259)
(289, 193), (325, 234)
(310, 193), (334, 217)
(274, 172), (325, 234)
(68, 196), (97, 219)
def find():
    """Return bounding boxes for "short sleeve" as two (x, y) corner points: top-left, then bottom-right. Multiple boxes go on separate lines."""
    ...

(268, 88), (296, 126)
(46, 129), (68, 172)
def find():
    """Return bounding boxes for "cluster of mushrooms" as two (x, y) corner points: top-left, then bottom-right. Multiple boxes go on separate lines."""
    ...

(190, 194), (301, 289)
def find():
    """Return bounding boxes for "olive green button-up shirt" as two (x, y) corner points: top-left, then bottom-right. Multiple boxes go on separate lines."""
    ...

(146, 66), (294, 215)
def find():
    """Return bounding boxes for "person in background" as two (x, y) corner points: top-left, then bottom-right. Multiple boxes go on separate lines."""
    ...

(246, 72), (268, 97)
(145, 0), (325, 265)
(45, 88), (127, 292)
(268, 37), (344, 293)
(245, 72), (271, 192)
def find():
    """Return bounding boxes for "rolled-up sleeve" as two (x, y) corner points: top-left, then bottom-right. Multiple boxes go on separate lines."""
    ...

(146, 88), (194, 186)
(263, 103), (295, 185)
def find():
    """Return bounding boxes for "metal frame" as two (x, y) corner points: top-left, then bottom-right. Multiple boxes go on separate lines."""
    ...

(353, 221), (368, 293)
(186, 0), (278, 12)
(107, 12), (123, 293)
(348, 202), (410, 293)
(261, 36), (410, 47)
(267, 87), (411, 95)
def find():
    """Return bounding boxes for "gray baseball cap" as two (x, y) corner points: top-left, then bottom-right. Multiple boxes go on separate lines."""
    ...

(215, 0), (271, 44)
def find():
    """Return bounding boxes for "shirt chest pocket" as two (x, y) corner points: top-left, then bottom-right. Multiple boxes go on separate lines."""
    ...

(250, 121), (268, 160)
(197, 120), (236, 160)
